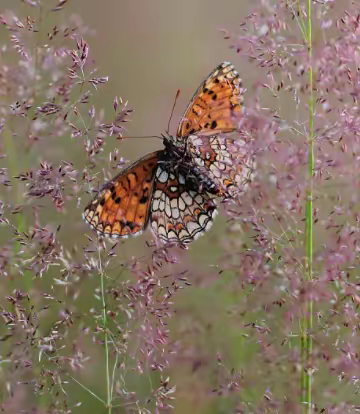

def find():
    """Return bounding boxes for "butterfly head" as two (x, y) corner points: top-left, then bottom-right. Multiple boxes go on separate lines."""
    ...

(162, 132), (186, 153)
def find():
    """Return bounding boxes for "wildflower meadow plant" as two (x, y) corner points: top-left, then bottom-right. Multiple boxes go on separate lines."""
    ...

(0, 1), (359, 413)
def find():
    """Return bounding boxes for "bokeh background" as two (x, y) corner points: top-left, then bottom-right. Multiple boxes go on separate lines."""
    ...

(1, 0), (359, 413)
(0, 1), (256, 412)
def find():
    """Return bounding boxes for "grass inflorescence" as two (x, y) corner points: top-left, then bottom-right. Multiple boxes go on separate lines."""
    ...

(0, 1), (359, 413)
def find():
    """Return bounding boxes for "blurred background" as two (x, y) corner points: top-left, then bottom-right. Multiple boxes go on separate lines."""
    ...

(0, 0), (359, 413)
(0, 1), (258, 413)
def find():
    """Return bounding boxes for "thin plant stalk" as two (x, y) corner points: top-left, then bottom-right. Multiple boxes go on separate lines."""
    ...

(99, 248), (112, 414)
(301, 0), (314, 412)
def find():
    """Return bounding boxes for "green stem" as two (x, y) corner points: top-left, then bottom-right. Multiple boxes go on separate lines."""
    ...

(301, 0), (314, 412)
(99, 248), (112, 414)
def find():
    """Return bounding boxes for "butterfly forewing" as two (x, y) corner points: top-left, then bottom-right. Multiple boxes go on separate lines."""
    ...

(83, 61), (251, 245)
(176, 62), (243, 139)
(83, 151), (161, 238)
(150, 164), (217, 244)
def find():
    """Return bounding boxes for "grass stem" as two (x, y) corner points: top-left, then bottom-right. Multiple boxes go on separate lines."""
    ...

(301, 0), (314, 412)
(99, 248), (112, 414)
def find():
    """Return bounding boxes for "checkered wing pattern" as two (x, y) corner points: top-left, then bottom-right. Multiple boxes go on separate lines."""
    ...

(83, 153), (217, 244)
(83, 62), (249, 245)
(187, 135), (255, 198)
(176, 62), (243, 139)
(150, 164), (217, 244)
(83, 152), (160, 239)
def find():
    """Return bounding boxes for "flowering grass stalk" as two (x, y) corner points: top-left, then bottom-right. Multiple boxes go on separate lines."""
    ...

(222, 0), (360, 412)
(1, 1), (360, 412)
(98, 247), (112, 413)
(301, 0), (314, 411)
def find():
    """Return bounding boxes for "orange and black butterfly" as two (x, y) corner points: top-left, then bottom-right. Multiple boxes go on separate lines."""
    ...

(83, 62), (253, 244)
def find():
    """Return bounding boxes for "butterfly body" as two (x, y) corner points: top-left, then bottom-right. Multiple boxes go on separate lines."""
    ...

(83, 62), (253, 244)
(162, 135), (221, 195)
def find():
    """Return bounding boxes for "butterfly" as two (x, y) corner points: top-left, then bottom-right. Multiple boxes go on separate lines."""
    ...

(83, 62), (253, 244)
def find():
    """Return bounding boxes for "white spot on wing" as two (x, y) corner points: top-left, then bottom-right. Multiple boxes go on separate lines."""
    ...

(198, 214), (208, 227)
(168, 230), (178, 240)
(179, 229), (189, 240)
(187, 221), (200, 234)
(152, 198), (160, 211)
(172, 208), (180, 219)
(195, 195), (203, 204)
(159, 170), (168, 183)
(158, 225), (167, 237)
(182, 193), (193, 206)
(156, 167), (168, 183)
(85, 210), (94, 221)
(154, 190), (162, 199)
(165, 202), (172, 218)
(209, 164), (221, 178)
(178, 198), (186, 211)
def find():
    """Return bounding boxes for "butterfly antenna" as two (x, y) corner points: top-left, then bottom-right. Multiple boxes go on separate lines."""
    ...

(166, 89), (181, 135)
(121, 135), (162, 140)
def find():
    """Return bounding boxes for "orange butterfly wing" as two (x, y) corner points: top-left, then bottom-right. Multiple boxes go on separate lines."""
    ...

(83, 152), (160, 238)
(176, 62), (243, 139)
(83, 62), (246, 243)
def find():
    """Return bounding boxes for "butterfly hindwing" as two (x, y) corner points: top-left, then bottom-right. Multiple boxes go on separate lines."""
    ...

(176, 62), (243, 139)
(187, 135), (255, 198)
(83, 151), (161, 238)
(150, 164), (217, 244)
(83, 62), (249, 244)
